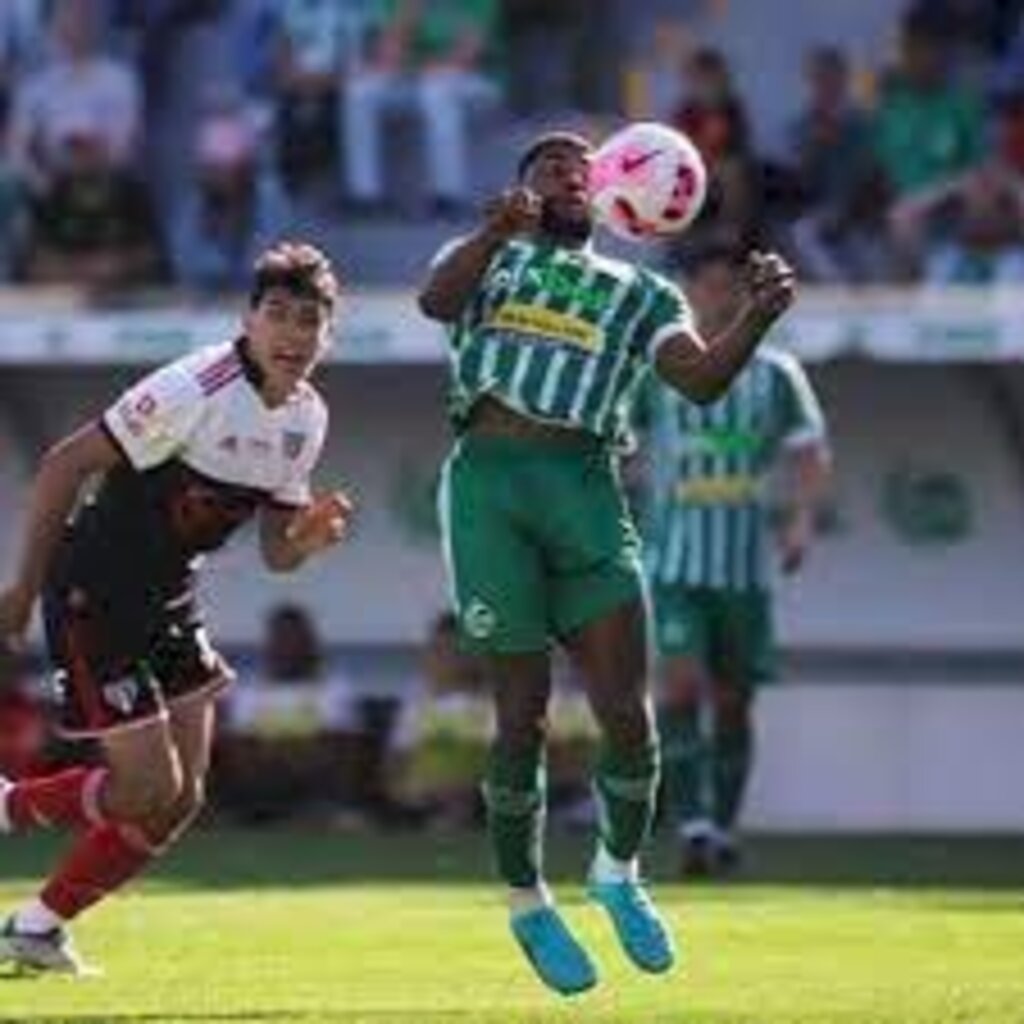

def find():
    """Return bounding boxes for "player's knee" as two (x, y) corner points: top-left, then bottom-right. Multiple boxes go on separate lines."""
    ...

(175, 776), (207, 825)
(107, 763), (184, 825)
(162, 777), (206, 840)
(600, 697), (653, 752)
(495, 709), (548, 751)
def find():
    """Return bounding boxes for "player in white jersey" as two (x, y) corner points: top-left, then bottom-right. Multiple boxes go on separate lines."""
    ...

(0, 242), (351, 975)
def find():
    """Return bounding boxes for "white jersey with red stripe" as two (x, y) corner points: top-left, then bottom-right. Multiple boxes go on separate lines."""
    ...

(103, 339), (327, 508)
(57, 339), (328, 609)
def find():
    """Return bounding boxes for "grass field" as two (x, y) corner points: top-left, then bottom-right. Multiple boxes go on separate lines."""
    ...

(1, 828), (1023, 1023)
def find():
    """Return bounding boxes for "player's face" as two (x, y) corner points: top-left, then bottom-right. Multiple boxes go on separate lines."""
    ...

(526, 143), (594, 238)
(689, 260), (741, 333)
(244, 287), (333, 395)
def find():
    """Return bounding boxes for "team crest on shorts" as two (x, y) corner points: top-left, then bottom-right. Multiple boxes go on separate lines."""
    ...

(102, 679), (140, 715)
(463, 599), (497, 640)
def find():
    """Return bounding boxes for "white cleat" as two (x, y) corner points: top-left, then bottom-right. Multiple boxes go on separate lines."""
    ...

(0, 917), (98, 977)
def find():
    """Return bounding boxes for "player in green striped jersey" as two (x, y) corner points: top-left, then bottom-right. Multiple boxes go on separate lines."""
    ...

(646, 244), (830, 877)
(419, 130), (796, 996)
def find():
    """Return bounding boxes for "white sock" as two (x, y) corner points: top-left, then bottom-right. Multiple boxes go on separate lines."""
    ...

(14, 898), (65, 935)
(508, 881), (554, 918)
(591, 843), (639, 884)
(679, 818), (715, 843)
(0, 776), (12, 834)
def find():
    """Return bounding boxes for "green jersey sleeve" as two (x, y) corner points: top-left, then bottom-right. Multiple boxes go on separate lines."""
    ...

(634, 271), (696, 363)
(771, 349), (827, 449)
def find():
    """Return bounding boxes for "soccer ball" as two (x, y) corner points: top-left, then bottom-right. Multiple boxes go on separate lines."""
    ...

(589, 121), (707, 241)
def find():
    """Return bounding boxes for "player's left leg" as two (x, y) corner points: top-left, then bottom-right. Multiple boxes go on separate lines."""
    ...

(564, 599), (675, 974)
(707, 590), (776, 868)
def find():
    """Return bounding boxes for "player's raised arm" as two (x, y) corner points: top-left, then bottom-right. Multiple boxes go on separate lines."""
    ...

(0, 423), (123, 647)
(654, 251), (796, 404)
(417, 186), (541, 322)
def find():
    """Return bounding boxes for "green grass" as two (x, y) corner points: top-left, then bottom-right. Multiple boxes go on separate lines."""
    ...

(1, 829), (1023, 1023)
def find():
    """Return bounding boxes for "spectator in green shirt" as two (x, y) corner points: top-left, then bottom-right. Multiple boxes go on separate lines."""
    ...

(342, 0), (500, 216)
(872, 9), (984, 198)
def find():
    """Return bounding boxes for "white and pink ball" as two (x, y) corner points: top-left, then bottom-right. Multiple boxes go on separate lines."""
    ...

(589, 122), (707, 241)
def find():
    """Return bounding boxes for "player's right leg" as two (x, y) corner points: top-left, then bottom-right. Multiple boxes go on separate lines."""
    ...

(438, 436), (597, 996)
(0, 716), (182, 976)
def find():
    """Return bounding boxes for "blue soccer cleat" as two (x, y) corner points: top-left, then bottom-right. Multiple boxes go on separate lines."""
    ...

(588, 878), (676, 974)
(510, 905), (598, 996)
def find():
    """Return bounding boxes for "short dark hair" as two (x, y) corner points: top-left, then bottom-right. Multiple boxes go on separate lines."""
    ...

(249, 241), (340, 311)
(517, 130), (593, 181)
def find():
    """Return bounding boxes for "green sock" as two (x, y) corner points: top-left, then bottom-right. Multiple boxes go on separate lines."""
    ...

(482, 744), (546, 889)
(594, 739), (659, 861)
(658, 705), (712, 830)
(713, 717), (753, 831)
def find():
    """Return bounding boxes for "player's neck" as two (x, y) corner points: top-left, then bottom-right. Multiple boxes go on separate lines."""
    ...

(536, 208), (592, 249)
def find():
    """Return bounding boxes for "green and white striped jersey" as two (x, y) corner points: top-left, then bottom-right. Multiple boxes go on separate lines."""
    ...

(440, 237), (694, 442)
(646, 347), (826, 591)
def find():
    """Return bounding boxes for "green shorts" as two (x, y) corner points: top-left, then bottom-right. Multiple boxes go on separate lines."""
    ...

(652, 585), (777, 687)
(438, 434), (645, 654)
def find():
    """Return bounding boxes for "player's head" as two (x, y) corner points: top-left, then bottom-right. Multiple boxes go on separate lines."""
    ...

(517, 131), (594, 244)
(683, 242), (745, 333)
(265, 603), (321, 681)
(244, 241), (339, 396)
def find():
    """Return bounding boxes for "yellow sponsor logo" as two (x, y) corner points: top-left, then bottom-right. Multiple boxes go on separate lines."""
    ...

(676, 475), (760, 504)
(488, 302), (602, 352)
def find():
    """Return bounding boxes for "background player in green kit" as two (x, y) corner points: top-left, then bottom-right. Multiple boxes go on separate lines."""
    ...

(418, 130), (797, 996)
(647, 244), (830, 878)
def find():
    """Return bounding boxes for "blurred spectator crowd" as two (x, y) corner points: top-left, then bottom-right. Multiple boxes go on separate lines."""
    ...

(0, 0), (504, 293)
(652, 0), (1024, 285)
(1, 0), (1024, 291)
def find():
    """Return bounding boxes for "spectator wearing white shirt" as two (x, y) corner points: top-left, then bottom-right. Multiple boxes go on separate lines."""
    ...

(214, 604), (361, 823)
(7, 0), (140, 192)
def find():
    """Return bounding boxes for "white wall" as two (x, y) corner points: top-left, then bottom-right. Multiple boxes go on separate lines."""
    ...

(2, 362), (1024, 649)
(748, 682), (1024, 832)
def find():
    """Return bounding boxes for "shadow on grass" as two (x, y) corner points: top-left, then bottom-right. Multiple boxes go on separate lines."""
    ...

(2, 829), (1023, 892)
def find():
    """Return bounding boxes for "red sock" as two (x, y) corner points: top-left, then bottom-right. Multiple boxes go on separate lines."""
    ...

(40, 822), (156, 921)
(9, 766), (108, 831)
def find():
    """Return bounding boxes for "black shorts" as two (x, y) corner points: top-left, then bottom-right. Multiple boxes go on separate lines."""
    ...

(41, 576), (233, 740)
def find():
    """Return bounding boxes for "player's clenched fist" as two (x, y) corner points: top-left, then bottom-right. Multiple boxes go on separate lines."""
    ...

(483, 187), (543, 240)
(285, 491), (354, 556)
(744, 251), (796, 322)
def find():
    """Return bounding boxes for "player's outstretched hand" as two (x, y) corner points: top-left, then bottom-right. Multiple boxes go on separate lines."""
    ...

(778, 511), (813, 576)
(0, 584), (33, 654)
(745, 251), (796, 323)
(483, 187), (543, 240)
(285, 491), (354, 558)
